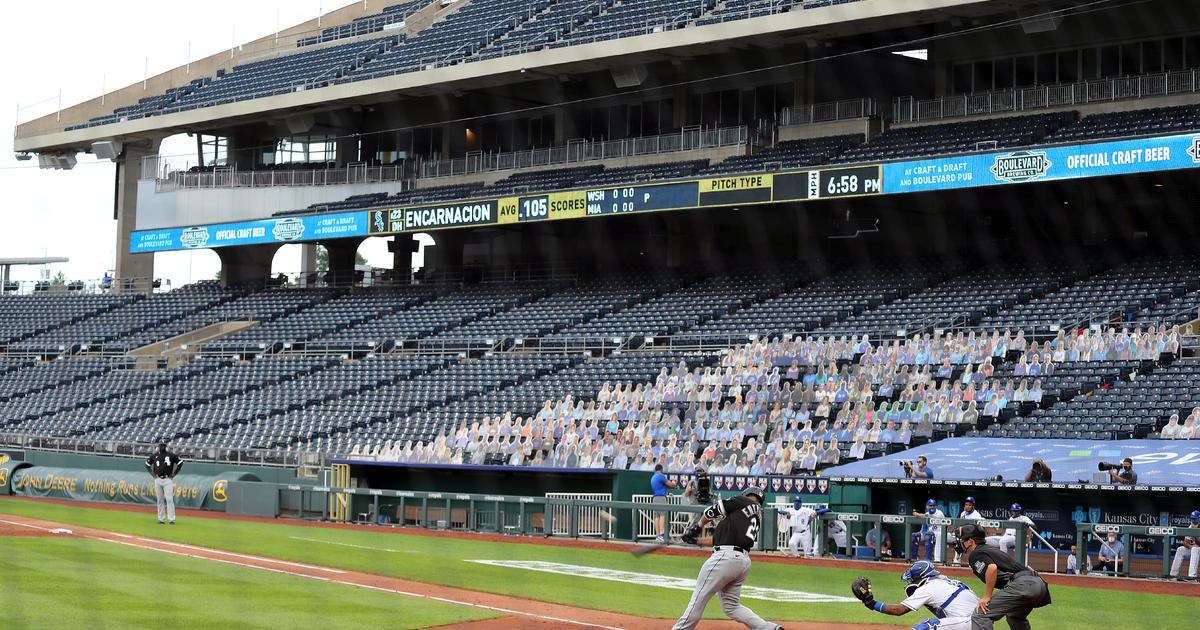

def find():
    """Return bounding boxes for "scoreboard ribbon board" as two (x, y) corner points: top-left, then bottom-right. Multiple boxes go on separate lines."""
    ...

(364, 164), (883, 236)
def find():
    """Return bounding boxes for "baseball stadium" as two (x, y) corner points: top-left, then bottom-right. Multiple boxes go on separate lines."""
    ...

(4, 0), (1200, 628)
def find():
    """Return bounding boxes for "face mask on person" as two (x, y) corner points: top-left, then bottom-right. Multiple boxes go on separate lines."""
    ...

(1107, 535), (1118, 544)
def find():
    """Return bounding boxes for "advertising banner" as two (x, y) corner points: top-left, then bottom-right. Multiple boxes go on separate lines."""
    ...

(130, 212), (367, 253)
(0, 457), (28, 495)
(883, 132), (1200, 194)
(8, 466), (242, 510)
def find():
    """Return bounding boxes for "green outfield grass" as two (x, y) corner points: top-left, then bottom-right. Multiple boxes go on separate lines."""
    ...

(1, 498), (1193, 626)
(0, 535), (496, 629)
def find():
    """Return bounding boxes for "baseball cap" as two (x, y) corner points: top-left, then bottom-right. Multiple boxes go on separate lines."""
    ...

(1190, 510), (1200, 522)
(926, 499), (937, 507)
(964, 496), (976, 503)
(1011, 503), (1022, 511)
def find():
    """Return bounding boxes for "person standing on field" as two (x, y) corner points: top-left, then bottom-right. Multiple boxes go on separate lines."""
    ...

(145, 441), (183, 524)
(673, 486), (782, 630)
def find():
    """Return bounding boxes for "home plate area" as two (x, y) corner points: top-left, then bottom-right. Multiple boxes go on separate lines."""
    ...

(467, 560), (859, 603)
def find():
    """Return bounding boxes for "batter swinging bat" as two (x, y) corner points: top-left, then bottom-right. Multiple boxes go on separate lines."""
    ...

(630, 541), (668, 557)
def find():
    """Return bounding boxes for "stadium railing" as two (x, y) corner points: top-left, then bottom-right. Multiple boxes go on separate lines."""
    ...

(1075, 521), (1200, 578)
(151, 163), (407, 192)
(815, 511), (1033, 566)
(0, 432), (324, 469)
(779, 98), (876, 126)
(418, 125), (748, 179)
(0, 277), (170, 300)
(893, 68), (1200, 123)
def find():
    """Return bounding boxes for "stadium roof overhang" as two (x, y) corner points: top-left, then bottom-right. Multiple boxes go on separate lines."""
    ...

(14, 0), (1052, 156)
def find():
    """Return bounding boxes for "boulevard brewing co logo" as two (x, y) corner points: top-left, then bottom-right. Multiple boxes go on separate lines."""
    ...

(180, 227), (211, 249)
(272, 218), (305, 242)
(990, 150), (1052, 183)
(1188, 136), (1200, 163)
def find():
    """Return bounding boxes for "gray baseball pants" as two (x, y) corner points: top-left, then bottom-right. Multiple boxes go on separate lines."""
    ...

(672, 547), (776, 630)
(154, 477), (176, 523)
(970, 571), (1051, 630)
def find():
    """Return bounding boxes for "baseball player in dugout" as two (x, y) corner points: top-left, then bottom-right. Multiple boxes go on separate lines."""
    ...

(852, 560), (981, 630)
(145, 441), (183, 524)
(673, 486), (783, 630)
(778, 496), (817, 557)
(954, 523), (1051, 630)
(1168, 509), (1200, 581)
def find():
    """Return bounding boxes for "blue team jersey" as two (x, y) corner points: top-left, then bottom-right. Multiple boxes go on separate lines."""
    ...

(651, 471), (669, 496)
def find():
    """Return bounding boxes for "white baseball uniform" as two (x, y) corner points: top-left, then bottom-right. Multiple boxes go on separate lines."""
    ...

(827, 519), (848, 551)
(987, 514), (1035, 552)
(1170, 533), (1199, 578)
(901, 575), (979, 630)
(779, 506), (815, 557)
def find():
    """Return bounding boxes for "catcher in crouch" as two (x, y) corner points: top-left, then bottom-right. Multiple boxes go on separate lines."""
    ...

(851, 560), (980, 630)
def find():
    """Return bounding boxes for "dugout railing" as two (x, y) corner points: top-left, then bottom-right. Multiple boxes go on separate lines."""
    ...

(813, 512), (1035, 567)
(271, 484), (776, 549)
(269, 484), (1052, 566)
(1074, 522), (1200, 578)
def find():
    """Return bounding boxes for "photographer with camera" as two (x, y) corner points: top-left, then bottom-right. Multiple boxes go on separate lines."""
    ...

(1024, 459), (1052, 482)
(1099, 457), (1137, 485)
(902, 456), (934, 480)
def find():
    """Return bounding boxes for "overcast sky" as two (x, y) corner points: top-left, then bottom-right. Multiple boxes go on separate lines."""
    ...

(1, 1), (399, 288)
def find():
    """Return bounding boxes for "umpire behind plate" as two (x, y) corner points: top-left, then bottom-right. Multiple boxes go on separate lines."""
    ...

(852, 560), (979, 630)
(954, 523), (1051, 630)
(672, 486), (783, 630)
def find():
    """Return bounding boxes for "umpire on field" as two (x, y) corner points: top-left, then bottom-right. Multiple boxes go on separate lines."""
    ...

(953, 523), (1051, 630)
(145, 441), (183, 524)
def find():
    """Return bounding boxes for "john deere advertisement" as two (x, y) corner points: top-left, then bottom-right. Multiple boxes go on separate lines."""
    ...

(6, 466), (253, 510)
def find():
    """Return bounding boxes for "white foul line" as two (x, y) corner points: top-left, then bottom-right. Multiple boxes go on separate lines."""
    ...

(1, 517), (626, 630)
(129, 537), (346, 573)
(288, 535), (417, 553)
(468, 560), (860, 603)
(0, 518), (51, 531)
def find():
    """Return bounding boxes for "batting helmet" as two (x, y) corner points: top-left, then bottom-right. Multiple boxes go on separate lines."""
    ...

(742, 486), (765, 502)
(1011, 503), (1022, 512)
(903, 561), (939, 585)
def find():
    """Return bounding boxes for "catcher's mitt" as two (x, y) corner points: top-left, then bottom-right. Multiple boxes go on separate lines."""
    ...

(680, 523), (702, 545)
(850, 577), (875, 609)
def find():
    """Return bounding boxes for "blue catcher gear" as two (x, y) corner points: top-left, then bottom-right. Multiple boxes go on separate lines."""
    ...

(903, 560), (940, 586)
(910, 617), (941, 630)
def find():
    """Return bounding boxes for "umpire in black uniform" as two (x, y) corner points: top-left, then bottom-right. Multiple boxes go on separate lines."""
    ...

(954, 523), (1051, 630)
(145, 441), (183, 524)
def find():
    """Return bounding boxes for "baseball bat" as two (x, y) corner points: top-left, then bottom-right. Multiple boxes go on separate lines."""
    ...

(630, 541), (669, 557)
